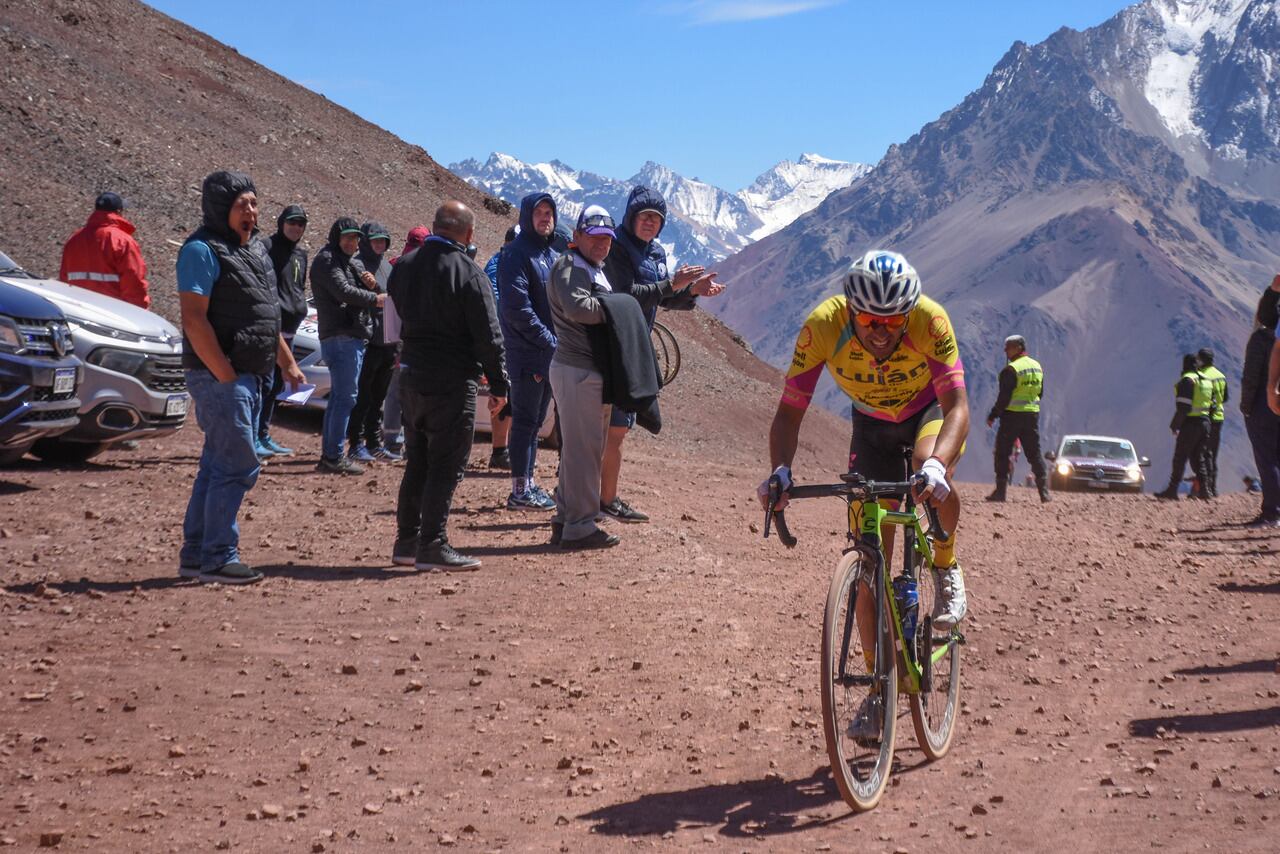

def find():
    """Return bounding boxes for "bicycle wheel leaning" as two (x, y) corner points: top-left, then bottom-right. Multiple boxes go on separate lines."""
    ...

(908, 547), (961, 760)
(651, 320), (681, 387)
(820, 549), (897, 811)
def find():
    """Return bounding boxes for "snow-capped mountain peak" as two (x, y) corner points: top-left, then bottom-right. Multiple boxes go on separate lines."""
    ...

(738, 154), (872, 241)
(1142, 0), (1251, 138)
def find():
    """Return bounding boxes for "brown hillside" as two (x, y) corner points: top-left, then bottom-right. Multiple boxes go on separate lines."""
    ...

(0, 0), (516, 322)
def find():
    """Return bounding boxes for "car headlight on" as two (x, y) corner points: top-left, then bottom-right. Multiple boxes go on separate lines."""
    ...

(1125, 463), (1142, 481)
(87, 347), (148, 377)
(1055, 461), (1073, 476)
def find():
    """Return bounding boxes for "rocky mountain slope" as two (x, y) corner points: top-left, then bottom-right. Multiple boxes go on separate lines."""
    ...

(0, 0), (518, 322)
(450, 152), (869, 266)
(710, 0), (1280, 487)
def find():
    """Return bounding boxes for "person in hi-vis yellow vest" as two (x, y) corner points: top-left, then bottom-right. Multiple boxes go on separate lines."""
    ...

(986, 335), (1049, 502)
(1155, 354), (1213, 500)
(1195, 347), (1228, 498)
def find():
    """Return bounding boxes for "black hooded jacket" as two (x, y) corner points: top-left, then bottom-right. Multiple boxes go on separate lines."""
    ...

(357, 221), (396, 346)
(180, 170), (281, 375)
(260, 204), (309, 335)
(311, 217), (376, 341)
(602, 186), (697, 327)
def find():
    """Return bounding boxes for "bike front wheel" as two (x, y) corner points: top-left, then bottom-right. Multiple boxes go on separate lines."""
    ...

(820, 549), (897, 811)
(909, 560), (962, 760)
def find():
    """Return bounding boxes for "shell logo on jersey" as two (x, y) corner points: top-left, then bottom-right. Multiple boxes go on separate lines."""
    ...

(929, 315), (949, 339)
(797, 327), (813, 350)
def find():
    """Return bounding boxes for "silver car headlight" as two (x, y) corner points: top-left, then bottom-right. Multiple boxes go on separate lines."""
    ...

(1055, 461), (1073, 476)
(0, 316), (23, 353)
(87, 347), (148, 377)
(1125, 463), (1142, 481)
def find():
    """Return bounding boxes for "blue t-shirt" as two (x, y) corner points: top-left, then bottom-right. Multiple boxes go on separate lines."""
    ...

(176, 241), (220, 297)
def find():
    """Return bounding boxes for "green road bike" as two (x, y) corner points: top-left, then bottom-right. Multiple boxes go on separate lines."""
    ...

(763, 466), (964, 811)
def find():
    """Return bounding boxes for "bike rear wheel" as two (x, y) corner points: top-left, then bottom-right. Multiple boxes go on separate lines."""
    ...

(651, 320), (681, 387)
(821, 549), (897, 811)
(909, 556), (961, 760)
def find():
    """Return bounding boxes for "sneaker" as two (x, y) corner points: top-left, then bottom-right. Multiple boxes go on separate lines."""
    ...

(370, 444), (402, 462)
(846, 694), (883, 744)
(560, 528), (621, 551)
(488, 448), (511, 470)
(601, 497), (649, 523)
(391, 536), (417, 566)
(261, 435), (293, 456)
(1037, 484), (1051, 503)
(348, 444), (376, 463)
(934, 563), (967, 629)
(1153, 489), (1178, 501)
(507, 489), (555, 511)
(1245, 514), (1280, 530)
(198, 562), (263, 585)
(317, 456), (364, 475)
(254, 439), (276, 459)
(549, 521), (563, 546)
(178, 563), (202, 579)
(984, 490), (1006, 502)
(415, 541), (481, 572)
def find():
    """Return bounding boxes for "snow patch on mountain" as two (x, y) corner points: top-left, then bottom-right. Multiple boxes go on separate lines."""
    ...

(1143, 0), (1250, 138)
(739, 153), (873, 240)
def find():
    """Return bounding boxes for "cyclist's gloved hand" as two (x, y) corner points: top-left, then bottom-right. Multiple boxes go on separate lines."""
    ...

(757, 465), (792, 511)
(916, 457), (950, 504)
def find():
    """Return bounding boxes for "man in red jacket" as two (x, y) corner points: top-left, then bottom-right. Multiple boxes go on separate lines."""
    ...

(59, 192), (152, 309)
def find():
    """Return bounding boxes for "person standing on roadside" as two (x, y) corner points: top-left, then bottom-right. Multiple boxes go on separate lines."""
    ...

(600, 186), (722, 522)
(348, 221), (401, 462)
(1196, 347), (1228, 498)
(1156, 354), (1213, 500)
(985, 334), (1049, 503)
(256, 204), (309, 458)
(388, 201), (508, 571)
(499, 193), (560, 511)
(483, 225), (518, 470)
(381, 226), (430, 457)
(312, 217), (382, 475)
(176, 170), (305, 585)
(1242, 280), (1280, 527)
(59, 192), (152, 309)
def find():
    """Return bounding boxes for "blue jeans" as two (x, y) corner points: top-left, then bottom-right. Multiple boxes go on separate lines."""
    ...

(320, 335), (366, 460)
(508, 366), (553, 484)
(180, 370), (263, 570)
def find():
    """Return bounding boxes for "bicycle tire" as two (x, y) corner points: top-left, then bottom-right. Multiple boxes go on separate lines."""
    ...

(820, 549), (897, 811)
(908, 550), (961, 760)
(651, 320), (681, 387)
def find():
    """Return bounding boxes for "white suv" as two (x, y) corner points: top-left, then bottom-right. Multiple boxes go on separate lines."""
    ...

(0, 254), (188, 463)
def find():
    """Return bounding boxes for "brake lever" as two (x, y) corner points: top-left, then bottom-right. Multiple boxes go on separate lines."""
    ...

(763, 475), (797, 548)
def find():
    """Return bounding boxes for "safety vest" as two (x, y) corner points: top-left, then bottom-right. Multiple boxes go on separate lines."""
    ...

(1006, 355), (1043, 413)
(1176, 370), (1213, 418)
(1200, 365), (1227, 422)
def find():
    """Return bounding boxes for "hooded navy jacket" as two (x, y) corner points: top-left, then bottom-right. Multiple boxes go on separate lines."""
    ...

(261, 204), (309, 335)
(357, 221), (395, 346)
(497, 193), (559, 373)
(311, 217), (375, 341)
(602, 186), (698, 327)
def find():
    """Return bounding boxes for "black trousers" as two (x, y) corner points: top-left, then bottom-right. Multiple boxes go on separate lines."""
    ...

(993, 411), (1047, 487)
(1204, 419), (1223, 497)
(1165, 417), (1209, 492)
(395, 378), (476, 550)
(348, 344), (398, 448)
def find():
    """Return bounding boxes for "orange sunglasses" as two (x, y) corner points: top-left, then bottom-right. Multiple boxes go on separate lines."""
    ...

(854, 311), (908, 330)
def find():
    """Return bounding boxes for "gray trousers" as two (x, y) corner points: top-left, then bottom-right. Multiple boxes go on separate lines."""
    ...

(549, 361), (608, 541)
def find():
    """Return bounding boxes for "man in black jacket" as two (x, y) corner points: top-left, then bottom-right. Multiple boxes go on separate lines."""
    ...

(256, 204), (309, 457)
(348, 221), (400, 462)
(312, 217), (383, 474)
(388, 201), (508, 571)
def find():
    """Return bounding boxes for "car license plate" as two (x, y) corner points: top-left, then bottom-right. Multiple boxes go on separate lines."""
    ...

(1088, 480), (1109, 489)
(165, 394), (189, 417)
(53, 368), (76, 395)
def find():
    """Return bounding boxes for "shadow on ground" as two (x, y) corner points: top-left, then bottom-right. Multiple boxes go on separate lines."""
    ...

(1175, 658), (1277, 677)
(1129, 706), (1280, 737)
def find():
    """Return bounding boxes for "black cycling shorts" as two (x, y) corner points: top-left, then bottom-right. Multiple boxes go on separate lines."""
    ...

(848, 400), (947, 483)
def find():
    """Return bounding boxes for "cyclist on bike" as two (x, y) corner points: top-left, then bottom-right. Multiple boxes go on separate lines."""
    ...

(758, 249), (971, 628)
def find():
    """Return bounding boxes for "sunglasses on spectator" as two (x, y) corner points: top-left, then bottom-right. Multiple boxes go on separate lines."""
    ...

(579, 214), (615, 229)
(854, 311), (908, 330)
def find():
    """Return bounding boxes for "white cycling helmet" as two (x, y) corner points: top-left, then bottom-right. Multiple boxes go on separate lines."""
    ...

(843, 250), (921, 317)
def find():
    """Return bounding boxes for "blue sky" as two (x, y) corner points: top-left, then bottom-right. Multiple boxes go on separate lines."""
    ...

(146, 0), (1135, 190)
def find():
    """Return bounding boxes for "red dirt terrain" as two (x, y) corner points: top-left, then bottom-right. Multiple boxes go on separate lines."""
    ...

(2, 305), (1278, 852)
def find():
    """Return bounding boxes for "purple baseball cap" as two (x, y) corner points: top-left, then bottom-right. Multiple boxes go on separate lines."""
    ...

(576, 204), (616, 237)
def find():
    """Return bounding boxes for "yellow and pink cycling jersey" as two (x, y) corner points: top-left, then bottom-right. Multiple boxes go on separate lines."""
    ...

(782, 294), (966, 423)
